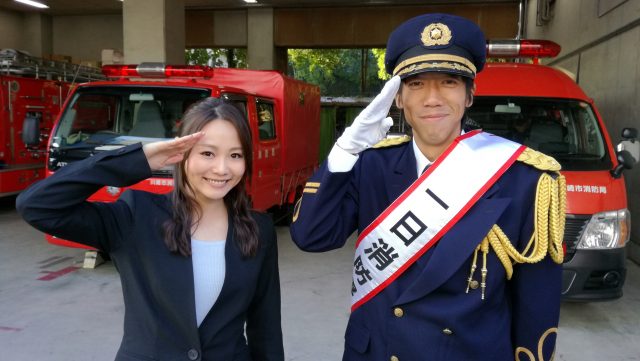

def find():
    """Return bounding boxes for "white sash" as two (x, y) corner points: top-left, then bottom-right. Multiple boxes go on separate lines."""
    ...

(351, 131), (524, 310)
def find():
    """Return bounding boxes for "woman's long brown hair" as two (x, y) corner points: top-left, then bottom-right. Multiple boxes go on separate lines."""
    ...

(163, 97), (258, 257)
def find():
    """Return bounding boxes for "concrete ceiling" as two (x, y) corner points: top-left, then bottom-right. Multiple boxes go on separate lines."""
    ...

(0, 0), (518, 15)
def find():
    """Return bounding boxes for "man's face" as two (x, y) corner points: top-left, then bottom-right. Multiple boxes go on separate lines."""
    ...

(395, 72), (473, 157)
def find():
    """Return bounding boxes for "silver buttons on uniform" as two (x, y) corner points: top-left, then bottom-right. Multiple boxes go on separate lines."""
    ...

(390, 356), (400, 361)
(442, 328), (453, 335)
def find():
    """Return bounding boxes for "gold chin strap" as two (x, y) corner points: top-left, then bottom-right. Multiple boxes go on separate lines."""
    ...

(466, 148), (566, 299)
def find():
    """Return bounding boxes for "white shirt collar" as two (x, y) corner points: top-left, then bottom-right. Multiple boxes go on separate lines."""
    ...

(412, 139), (431, 178)
(412, 129), (466, 178)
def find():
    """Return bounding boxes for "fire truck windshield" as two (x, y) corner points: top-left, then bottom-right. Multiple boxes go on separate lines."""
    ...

(468, 97), (612, 171)
(48, 86), (210, 170)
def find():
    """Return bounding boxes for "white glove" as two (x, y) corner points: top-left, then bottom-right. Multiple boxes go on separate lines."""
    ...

(336, 76), (401, 154)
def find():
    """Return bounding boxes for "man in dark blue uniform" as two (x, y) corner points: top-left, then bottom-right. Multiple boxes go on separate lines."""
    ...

(290, 13), (565, 361)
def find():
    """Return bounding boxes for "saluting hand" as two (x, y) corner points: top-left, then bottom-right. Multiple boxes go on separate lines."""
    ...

(142, 132), (205, 171)
(336, 75), (401, 154)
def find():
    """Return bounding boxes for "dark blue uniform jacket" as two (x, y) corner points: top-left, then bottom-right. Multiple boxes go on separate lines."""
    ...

(290, 140), (562, 361)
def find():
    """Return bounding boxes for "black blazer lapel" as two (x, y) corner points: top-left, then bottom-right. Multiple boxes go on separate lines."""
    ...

(147, 235), (200, 344)
(396, 194), (510, 305)
(154, 195), (199, 337)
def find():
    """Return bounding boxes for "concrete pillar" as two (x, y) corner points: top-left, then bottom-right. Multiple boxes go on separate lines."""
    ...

(123, 0), (185, 64)
(23, 13), (52, 58)
(247, 8), (274, 70)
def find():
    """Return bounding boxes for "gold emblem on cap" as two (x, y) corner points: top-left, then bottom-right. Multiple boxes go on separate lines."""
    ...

(421, 23), (452, 46)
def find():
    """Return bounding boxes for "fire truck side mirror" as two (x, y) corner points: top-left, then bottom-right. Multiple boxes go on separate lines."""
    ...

(619, 128), (639, 163)
(22, 115), (41, 147)
(621, 127), (638, 140)
(611, 128), (639, 178)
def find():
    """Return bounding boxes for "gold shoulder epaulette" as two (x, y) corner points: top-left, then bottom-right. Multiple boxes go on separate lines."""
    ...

(373, 135), (411, 149)
(517, 147), (561, 172)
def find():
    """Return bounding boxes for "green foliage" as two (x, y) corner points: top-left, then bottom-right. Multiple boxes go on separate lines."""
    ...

(287, 48), (386, 97)
(185, 48), (247, 68)
(185, 48), (391, 97)
(371, 48), (390, 80)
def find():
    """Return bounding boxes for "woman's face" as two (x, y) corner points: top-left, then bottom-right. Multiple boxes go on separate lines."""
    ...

(184, 119), (246, 206)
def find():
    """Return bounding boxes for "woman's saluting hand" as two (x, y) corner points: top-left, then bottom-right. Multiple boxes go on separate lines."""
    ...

(142, 132), (205, 171)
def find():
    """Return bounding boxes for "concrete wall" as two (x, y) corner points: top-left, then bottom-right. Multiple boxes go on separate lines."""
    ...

(6, 4), (518, 68)
(184, 4), (519, 49)
(214, 10), (247, 47)
(0, 8), (25, 51)
(185, 10), (247, 48)
(526, 0), (640, 263)
(0, 10), (53, 58)
(23, 14), (53, 57)
(274, 4), (518, 47)
(52, 14), (123, 63)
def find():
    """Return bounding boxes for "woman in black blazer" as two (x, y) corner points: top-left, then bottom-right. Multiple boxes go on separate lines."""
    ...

(16, 98), (284, 361)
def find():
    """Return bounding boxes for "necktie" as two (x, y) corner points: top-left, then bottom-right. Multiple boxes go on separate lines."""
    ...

(422, 164), (431, 174)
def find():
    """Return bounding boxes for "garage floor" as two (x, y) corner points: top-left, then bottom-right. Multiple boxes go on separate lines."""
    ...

(1, 195), (639, 360)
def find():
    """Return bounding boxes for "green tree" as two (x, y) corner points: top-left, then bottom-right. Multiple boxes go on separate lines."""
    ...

(185, 48), (247, 68)
(371, 48), (390, 80)
(288, 48), (385, 97)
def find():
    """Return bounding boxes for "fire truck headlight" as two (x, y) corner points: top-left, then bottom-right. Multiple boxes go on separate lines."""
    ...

(577, 209), (630, 249)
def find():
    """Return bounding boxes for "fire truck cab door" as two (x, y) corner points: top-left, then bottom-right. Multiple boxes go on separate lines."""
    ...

(250, 98), (282, 211)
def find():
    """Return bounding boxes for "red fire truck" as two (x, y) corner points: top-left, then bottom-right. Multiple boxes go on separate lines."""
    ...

(467, 40), (639, 300)
(30, 64), (320, 249)
(0, 49), (103, 197)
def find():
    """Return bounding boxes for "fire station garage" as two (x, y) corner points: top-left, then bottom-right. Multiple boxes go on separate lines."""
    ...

(1, 0), (640, 360)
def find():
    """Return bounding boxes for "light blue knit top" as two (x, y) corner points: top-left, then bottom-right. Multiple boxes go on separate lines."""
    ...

(191, 238), (226, 327)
